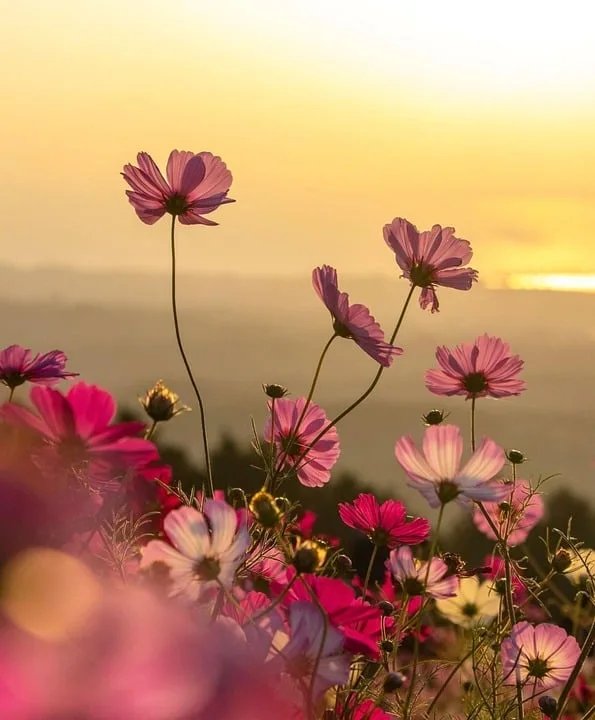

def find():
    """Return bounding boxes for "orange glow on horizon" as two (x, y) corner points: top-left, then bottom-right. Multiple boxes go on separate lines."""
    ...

(505, 274), (595, 293)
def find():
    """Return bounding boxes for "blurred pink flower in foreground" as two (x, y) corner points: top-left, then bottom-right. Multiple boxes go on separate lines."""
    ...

(395, 425), (508, 508)
(141, 502), (250, 602)
(501, 622), (580, 696)
(389, 546), (458, 599)
(338, 493), (430, 548)
(122, 150), (234, 225)
(312, 265), (402, 366)
(0, 345), (78, 392)
(425, 334), (525, 399)
(265, 397), (340, 487)
(383, 217), (478, 312)
(474, 479), (544, 546)
(1, 383), (157, 488)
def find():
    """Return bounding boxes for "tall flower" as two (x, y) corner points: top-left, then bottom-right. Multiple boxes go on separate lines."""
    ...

(122, 150), (234, 225)
(473, 479), (544, 546)
(312, 265), (402, 366)
(140, 502), (250, 601)
(383, 217), (478, 312)
(264, 397), (339, 488)
(435, 576), (500, 629)
(0, 345), (77, 391)
(425, 334), (525, 399)
(394, 425), (507, 509)
(501, 622), (580, 695)
(338, 493), (430, 549)
(389, 546), (458, 599)
(1, 383), (157, 487)
(281, 602), (350, 699)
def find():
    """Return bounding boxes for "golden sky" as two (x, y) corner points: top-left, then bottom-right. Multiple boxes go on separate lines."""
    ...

(1, 0), (594, 281)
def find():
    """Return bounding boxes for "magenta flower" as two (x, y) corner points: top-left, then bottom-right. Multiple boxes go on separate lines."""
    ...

(474, 479), (544, 546)
(389, 546), (458, 599)
(501, 622), (580, 695)
(1, 382), (157, 486)
(425, 334), (525, 399)
(0, 345), (77, 391)
(312, 265), (402, 366)
(383, 217), (478, 312)
(394, 425), (508, 508)
(264, 397), (340, 488)
(338, 493), (430, 549)
(141, 502), (250, 602)
(122, 150), (234, 226)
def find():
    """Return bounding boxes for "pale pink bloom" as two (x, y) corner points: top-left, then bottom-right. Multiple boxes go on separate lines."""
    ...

(501, 622), (580, 695)
(140, 502), (250, 601)
(383, 217), (478, 312)
(473, 479), (544, 546)
(122, 150), (234, 225)
(425, 334), (525, 399)
(0, 345), (77, 391)
(389, 546), (459, 599)
(264, 397), (340, 488)
(338, 493), (430, 549)
(312, 265), (402, 366)
(394, 425), (508, 508)
(281, 601), (350, 699)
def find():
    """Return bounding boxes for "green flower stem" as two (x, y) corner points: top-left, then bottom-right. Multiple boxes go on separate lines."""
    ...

(554, 614), (595, 719)
(362, 543), (379, 598)
(470, 394), (477, 452)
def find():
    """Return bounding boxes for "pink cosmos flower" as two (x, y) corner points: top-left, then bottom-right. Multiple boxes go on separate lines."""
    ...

(338, 493), (430, 548)
(0, 345), (77, 391)
(281, 601), (350, 699)
(122, 150), (234, 225)
(501, 622), (580, 696)
(473, 480), (544, 546)
(394, 425), (508, 508)
(425, 334), (525, 399)
(312, 265), (402, 366)
(383, 217), (478, 312)
(1, 382), (157, 487)
(389, 546), (459, 599)
(140, 502), (250, 602)
(265, 397), (340, 488)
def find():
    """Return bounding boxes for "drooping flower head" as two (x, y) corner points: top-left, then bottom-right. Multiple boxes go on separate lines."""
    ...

(388, 546), (458, 599)
(435, 576), (500, 629)
(425, 334), (525, 399)
(473, 479), (544, 546)
(501, 622), (580, 695)
(1, 382), (157, 489)
(140, 502), (250, 602)
(338, 493), (430, 549)
(122, 150), (234, 226)
(0, 345), (77, 391)
(394, 425), (507, 509)
(312, 265), (402, 366)
(265, 397), (340, 488)
(383, 217), (478, 312)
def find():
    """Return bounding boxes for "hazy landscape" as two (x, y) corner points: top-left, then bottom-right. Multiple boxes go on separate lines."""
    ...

(2, 265), (594, 516)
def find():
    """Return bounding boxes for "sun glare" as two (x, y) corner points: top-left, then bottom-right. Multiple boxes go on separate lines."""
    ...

(505, 275), (595, 293)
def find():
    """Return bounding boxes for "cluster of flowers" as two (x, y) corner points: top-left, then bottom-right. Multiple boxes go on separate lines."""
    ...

(0, 150), (593, 719)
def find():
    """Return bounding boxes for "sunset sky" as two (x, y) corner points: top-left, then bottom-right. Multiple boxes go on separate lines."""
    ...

(2, 0), (594, 282)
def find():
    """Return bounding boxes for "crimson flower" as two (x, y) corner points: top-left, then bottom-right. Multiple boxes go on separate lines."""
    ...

(122, 150), (234, 225)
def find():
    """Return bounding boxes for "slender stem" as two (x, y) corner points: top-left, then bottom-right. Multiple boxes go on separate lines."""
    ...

(362, 543), (379, 598)
(470, 395), (477, 452)
(7, 387), (15, 403)
(144, 420), (158, 440)
(169, 216), (214, 498)
(554, 615), (595, 719)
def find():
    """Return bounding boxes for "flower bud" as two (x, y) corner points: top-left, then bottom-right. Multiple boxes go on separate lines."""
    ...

(383, 671), (405, 692)
(462, 681), (474, 693)
(377, 600), (395, 616)
(140, 380), (189, 423)
(506, 449), (526, 465)
(379, 639), (394, 653)
(263, 384), (288, 399)
(552, 549), (572, 573)
(538, 695), (557, 718)
(249, 490), (282, 528)
(292, 539), (328, 574)
(335, 554), (353, 573)
(422, 409), (448, 426)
